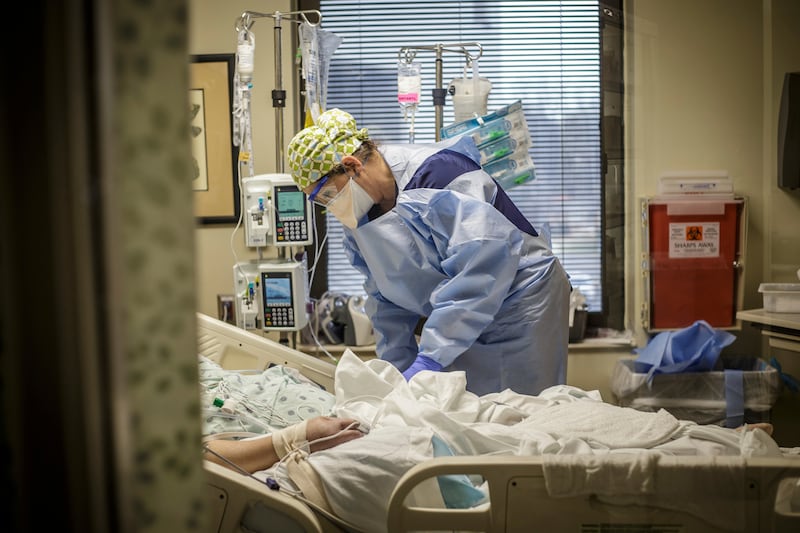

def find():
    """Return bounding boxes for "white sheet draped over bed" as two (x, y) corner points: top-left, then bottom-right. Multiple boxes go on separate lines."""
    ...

(330, 350), (778, 457)
(290, 351), (784, 533)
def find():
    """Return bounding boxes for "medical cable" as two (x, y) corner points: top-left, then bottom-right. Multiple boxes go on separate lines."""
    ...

(305, 299), (338, 363)
(282, 491), (367, 533)
(202, 430), (264, 444)
(212, 377), (331, 429)
(212, 397), (279, 432)
(233, 27), (256, 178)
(203, 445), (262, 480)
(307, 206), (332, 293)
(229, 26), (258, 306)
(300, 187), (343, 365)
(266, 420), (360, 487)
(205, 441), (367, 533)
(202, 421), (368, 532)
(335, 395), (384, 430)
(202, 408), (283, 435)
(214, 388), (293, 428)
(306, 318), (338, 363)
(211, 388), (293, 429)
(303, 211), (340, 364)
(306, 206), (327, 284)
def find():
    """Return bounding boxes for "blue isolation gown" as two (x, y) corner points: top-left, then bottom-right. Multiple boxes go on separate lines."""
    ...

(341, 137), (570, 396)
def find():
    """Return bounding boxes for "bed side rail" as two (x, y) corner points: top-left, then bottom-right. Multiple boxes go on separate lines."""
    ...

(204, 460), (323, 533)
(197, 312), (336, 391)
(387, 455), (800, 533)
(387, 456), (519, 532)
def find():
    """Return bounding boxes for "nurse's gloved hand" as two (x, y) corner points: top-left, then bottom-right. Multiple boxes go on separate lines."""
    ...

(402, 355), (443, 381)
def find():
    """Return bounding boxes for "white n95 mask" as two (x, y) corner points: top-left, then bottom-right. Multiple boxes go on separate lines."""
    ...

(327, 177), (375, 229)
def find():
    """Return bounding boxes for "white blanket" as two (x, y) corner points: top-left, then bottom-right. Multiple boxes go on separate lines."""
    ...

(330, 351), (781, 455)
(304, 351), (783, 533)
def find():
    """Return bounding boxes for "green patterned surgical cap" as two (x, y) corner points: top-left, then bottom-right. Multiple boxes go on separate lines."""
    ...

(287, 109), (369, 189)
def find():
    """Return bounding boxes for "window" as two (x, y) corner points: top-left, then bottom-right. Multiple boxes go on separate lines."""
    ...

(300, 0), (624, 330)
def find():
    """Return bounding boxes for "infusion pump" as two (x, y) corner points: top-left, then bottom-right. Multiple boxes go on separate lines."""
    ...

(242, 174), (313, 247)
(233, 259), (309, 332)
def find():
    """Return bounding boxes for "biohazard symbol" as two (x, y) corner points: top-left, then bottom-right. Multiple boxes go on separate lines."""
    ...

(686, 226), (703, 240)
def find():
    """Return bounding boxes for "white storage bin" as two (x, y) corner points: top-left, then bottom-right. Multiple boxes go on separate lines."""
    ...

(758, 283), (800, 313)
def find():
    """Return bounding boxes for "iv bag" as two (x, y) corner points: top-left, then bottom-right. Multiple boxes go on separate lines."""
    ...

(237, 33), (255, 82)
(300, 23), (342, 125)
(398, 62), (422, 109)
(449, 60), (492, 122)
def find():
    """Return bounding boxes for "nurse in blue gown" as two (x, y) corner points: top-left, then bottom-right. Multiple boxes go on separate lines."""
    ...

(287, 109), (570, 396)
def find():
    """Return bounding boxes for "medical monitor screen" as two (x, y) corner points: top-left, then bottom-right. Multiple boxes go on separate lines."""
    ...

(275, 185), (306, 221)
(262, 273), (293, 306)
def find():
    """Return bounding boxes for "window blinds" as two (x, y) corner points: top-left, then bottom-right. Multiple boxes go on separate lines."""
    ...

(318, 0), (602, 311)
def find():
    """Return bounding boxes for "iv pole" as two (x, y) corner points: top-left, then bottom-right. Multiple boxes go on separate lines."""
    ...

(235, 9), (322, 172)
(398, 42), (483, 141)
(233, 10), (322, 347)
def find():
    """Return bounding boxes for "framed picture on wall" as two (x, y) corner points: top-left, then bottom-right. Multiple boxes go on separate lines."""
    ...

(190, 54), (240, 224)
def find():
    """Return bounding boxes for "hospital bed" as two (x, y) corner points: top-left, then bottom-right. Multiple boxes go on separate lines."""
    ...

(197, 312), (800, 533)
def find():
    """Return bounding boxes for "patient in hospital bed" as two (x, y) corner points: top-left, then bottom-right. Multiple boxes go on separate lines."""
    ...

(200, 352), (787, 533)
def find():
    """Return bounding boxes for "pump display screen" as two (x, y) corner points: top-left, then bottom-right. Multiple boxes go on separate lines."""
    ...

(261, 271), (296, 328)
(263, 274), (292, 306)
(273, 184), (310, 244)
(275, 186), (306, 221)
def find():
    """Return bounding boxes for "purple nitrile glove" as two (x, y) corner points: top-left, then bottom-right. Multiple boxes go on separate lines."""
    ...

(402, 355), (443, 381)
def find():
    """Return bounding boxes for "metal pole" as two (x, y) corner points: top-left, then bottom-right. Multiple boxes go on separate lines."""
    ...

(434, 44), (444, 141)
(273, 14), (286, 173)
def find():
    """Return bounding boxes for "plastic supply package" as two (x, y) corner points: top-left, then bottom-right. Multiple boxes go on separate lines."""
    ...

(441, 100), (536, 190)
(483, 151), (535, 190)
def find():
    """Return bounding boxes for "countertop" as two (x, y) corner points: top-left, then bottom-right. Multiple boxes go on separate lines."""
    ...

(737, 309), (800, 331)
(737, 308), (800, 353)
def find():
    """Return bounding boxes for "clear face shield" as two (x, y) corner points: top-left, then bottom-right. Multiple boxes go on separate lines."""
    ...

(307, 174), (339, 206)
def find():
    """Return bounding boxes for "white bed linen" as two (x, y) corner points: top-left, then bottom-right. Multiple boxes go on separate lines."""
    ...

(294, 351), (785, 533)
(330, 351), (776, 457)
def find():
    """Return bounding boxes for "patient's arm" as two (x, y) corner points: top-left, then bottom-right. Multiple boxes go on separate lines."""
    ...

(204, 416), (363, 473)
(204, 434), (280, 473)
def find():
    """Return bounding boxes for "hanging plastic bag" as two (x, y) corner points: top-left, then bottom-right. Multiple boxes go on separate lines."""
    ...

(398, 61), (422, 142)
(299, 22), (342, 125)
(398, 61), (422, 111)
(634, 320), (736, 383)
(449, 59), (492, 122)
(233, 29), (255, 148)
